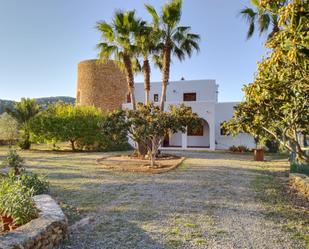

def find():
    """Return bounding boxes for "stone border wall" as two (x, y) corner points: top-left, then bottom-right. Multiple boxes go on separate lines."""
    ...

(0, 194), (68, 249)
(289, 173), (309, 199)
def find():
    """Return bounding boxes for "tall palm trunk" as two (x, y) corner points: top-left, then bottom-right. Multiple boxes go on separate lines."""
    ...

(123, 53), (136, 110)
(160, 40), (172, 111)
(143, 57), (151, 104)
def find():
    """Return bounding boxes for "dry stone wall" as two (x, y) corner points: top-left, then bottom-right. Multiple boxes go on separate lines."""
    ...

(0, 195), (68, 249)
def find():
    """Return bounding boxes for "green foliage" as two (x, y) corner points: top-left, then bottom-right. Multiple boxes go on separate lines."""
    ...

(290, 163), (309, 176)
(6, 98), (40, 150)
(1, 150), (24, 175)
(0, 113), (19, 145)
(145, 0), (200, 110)
(225, 0), (309, 164)
(28, 104), (129, 151)
(0, 178), (38, 226)
(126, 103), (201, 166)
(17, 171), (49, 195)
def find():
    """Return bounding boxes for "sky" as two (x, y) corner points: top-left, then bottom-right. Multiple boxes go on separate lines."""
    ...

(0, 0), (268, 102)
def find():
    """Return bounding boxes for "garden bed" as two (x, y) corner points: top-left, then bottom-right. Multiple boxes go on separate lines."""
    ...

(289, 173), (309, 199)
(96, 154), (185, 174)
(0, 195), (68, 249)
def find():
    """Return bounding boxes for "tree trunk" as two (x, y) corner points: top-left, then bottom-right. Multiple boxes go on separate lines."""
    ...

(143, 57), (151, 105)
(160, 40), (172, 111)
(123, 53), (136, 110)
(70, 140), (76, 151)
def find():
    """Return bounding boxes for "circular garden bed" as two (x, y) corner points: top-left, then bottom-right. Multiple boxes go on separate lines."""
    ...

(97, 154), (185, 174)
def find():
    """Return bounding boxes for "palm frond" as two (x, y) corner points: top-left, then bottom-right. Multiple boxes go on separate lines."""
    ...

(258, 13), (271, 35)
(145, 4), (160, 25)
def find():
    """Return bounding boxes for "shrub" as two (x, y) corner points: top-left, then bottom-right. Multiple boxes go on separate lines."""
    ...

(229, 145), (250, 153)
(0, 178), (38, 226)
(17, 171), (49, 195)
(1, 150), (24, 175)
(290, 163), (309, 176)
(29, 104), (129, 152)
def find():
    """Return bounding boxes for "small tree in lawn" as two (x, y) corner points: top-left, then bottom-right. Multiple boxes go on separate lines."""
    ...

(1, 150), (24, 175)
(126, 103), (201, 167)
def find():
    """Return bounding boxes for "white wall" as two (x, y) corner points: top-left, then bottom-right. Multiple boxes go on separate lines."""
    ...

(169, 131), (182, 147)
(215, 102), (255, 149)
(133, 79), (218, 104)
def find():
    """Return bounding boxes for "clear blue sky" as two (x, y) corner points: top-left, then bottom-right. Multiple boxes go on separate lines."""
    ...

(0, 0), (268, 102)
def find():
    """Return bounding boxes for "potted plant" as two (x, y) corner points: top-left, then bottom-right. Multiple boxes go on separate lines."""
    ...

(253, 136), (264, 161)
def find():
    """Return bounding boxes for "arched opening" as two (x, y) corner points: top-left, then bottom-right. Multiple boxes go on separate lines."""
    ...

(164, 119), (210, 148)
(187, 119), (210, 148)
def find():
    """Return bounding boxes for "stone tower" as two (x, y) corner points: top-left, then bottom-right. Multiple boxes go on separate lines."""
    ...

(76, 59), (127, 111)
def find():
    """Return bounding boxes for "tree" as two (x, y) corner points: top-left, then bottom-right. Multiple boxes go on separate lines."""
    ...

(6, 98), (40, 150)
(134, 22), (161, 104)
(239, 0), (287, 40)
(226, 0), (309, 164)
(28, 104), (129, 151)
(145, 0), (200, 110)
(97, 11), (143, 110)
(28, 104), (103, 151)
(126, 103), (201, 166)
(0, 113), (19, 146)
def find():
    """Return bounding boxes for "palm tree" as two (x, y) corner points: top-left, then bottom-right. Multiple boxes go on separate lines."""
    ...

(134, 23), (161, 104)
(239, 0), (286, 40)
(6, 98), (40, 149)
(145, 0), (200, 111)
(97, 11), (143, 110)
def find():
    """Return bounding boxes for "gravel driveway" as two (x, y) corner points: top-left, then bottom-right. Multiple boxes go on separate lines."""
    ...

(48, 151), (303, 249)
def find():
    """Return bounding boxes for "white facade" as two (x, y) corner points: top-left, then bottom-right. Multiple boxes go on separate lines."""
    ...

(123, 79), (255, 151)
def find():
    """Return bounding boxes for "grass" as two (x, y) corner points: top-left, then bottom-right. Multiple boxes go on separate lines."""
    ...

(251, 164), (309, 248)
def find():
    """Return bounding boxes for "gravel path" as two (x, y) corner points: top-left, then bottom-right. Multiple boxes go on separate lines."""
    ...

(58, 152), (303, 249)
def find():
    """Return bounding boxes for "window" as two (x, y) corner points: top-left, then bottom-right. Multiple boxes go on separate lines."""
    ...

(220, 122), (227, 135)
(154, 94), (159, 102)
(187, 124), (203, 136)
(183, 93), (196, 101)
(126, 94), (131, 103)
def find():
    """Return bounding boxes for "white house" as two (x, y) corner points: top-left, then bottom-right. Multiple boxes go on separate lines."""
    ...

(123, 79), (255, 151)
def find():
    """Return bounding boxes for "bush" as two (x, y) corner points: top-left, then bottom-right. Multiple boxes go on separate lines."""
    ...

(265, 140), (279, 153)
(29, 104), (130, 152)
(17, 171), (49, 195)
(290, 163), (309, 176)
(1, 150), (24, 175)
(0, 178), (38, 226)
(229, 145), (250, 153)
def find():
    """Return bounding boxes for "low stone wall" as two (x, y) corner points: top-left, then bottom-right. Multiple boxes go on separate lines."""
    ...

(289, 173), (309, 199)
(0, 195), (68, 249)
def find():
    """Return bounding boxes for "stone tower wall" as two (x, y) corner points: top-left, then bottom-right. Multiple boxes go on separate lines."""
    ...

(76, 60), (127, 111)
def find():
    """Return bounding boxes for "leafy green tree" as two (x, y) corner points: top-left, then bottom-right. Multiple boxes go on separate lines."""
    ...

(29, 104), (129, 151)
(6, 98), (40, 149)
(96, 11), (144, 110)
(29, 104), (103, 151)
(239, 0), (287, 40)
(126, 103), (201, 166)
(145, 0), (200, 110)
(0, 113), (19, 146)
(226, 0), (309, 164)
